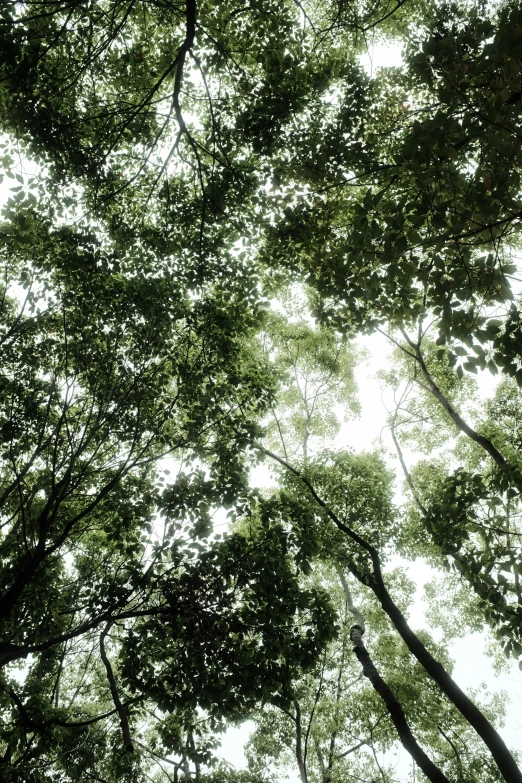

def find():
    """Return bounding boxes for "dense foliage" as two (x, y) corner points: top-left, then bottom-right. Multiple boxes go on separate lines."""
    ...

(1, 0), (522, 781)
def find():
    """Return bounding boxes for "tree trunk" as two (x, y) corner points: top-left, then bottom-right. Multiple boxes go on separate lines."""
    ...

(99, 624), (133, 752)
(294, 698), (308, 783)
(350, 625), (450, 783)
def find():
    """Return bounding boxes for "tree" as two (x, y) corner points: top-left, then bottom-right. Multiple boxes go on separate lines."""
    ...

(259, 293), (359, 463)
(247, 567), (506, 783)
(385, 326), (522, 669)
(0, 214), (323, 774)
(1, 0), (522, 781)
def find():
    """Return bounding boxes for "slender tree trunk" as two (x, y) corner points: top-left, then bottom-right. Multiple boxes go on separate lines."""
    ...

(294, 698), (308, 783)
(389, 428), (522, 783)
(325, 651), (344, 783)
(350, 625), (450, 783)
(368, 570), (522, 783)
(325, 573), (352, 783)
(188, 730), (200, 779)
(339, 570), (450, 783)
(313, 734), (327, 782)
(100, 624), (133, 752)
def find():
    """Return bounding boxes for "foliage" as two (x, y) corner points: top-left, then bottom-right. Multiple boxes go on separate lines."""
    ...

(1, 0), (522, 781)
(260, 291), (359, 462)
(246, 568), (507, 783)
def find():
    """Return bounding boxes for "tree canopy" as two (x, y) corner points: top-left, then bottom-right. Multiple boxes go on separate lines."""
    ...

(1, 0), (522, 781)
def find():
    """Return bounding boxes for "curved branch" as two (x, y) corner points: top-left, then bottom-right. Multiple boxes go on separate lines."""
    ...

(400, 329), (506, 467)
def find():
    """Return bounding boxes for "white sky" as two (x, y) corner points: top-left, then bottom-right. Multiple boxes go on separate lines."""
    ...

(358, 41), (405, 75)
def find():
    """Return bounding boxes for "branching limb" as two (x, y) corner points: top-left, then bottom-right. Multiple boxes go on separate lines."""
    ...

(400, 329), (507, 467)
(438, 724), (463, 767)
(255, 442), (522, 783)
(133, 739), (177, 783)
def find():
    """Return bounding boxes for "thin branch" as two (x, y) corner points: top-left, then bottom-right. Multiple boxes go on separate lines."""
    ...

(438, 724), (463, 766)
(336, 740), (366, 758)
(99, 623), (133, 752)
(390, 414), (428, 517)
(400, 329), (507, 468)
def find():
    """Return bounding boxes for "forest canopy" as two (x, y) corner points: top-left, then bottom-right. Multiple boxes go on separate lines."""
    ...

(1, 0), (522, 781)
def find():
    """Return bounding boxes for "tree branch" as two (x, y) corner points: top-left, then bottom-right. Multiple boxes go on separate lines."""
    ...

(99, 623), (133, 752)
(400, 329), (507, 467)
(294, 697), (308, 783)
(173, 0), (197, 136)
(335, 565), (365, 631)
(350, 625), (450, 783)
(390, 414), (428, 517)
